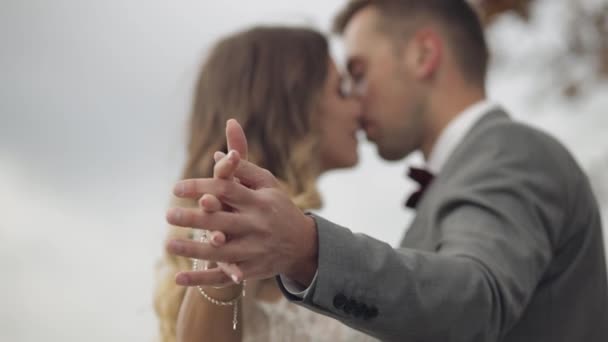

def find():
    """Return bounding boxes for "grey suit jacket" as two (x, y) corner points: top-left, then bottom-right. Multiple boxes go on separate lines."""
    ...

(278, 110), (608, 341)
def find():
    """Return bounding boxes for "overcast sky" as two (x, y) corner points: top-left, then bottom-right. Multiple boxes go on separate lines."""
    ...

(1, 0), (607, 341)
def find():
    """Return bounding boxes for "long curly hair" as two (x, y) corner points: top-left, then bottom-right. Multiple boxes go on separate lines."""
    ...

(154, 26), (330, 342)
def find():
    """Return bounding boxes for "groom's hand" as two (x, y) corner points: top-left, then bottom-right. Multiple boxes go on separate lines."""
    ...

(166, 120), (319, 287)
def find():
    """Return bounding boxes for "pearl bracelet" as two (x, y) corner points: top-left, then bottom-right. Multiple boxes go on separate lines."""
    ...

(191, 233), (246, 330)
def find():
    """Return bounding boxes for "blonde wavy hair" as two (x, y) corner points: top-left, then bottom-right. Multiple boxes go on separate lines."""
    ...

(154, 26), (331, 342)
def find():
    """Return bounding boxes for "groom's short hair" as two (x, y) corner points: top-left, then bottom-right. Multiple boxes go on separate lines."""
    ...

(333, 0), (489, 85)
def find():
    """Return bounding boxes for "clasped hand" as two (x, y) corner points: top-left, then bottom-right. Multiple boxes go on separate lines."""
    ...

(165, 119), (318, 288)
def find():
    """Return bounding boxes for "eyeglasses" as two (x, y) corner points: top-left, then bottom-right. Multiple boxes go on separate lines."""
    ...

(340, 74), (368, 98)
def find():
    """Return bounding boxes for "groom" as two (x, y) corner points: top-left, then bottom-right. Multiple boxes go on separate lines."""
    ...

(166, 0), (608, 341)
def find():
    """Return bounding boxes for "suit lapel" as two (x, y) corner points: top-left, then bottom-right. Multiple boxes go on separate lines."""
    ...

(400, 109), (512, 249)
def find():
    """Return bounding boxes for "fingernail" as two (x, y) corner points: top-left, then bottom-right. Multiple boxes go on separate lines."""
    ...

(212, 234), (222, 245)
(171, 208), (182, 221)
(231, 274), (240, 284)
(176, 273), (190, 285)
(214, 151), (226, 162)
(177, 182), (185, 196)
(168, 240), (184, 253)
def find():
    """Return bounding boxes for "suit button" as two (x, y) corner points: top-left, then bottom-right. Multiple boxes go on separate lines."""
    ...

(333, 294), (347, 309)
(364, 306), (379, 320)
(343, 298), (357, 315)
(353, 303), (366, 318)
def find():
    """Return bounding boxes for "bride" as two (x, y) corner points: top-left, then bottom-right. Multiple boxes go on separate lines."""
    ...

(154, 26), (378, 342)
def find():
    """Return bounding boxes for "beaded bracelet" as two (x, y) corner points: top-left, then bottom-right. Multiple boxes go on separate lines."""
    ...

(191, 233), (246, 330)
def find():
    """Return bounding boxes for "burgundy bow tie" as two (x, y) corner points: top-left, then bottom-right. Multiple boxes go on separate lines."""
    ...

(405, 167), (435, 209)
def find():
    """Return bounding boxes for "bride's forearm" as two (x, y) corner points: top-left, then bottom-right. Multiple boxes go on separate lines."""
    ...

(176, 285), (243, 342)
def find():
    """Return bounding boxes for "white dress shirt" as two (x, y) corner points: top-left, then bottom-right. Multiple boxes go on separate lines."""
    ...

(281, 99), (501, 296)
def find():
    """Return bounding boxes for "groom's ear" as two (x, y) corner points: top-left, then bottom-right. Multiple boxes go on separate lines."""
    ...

(226, 119), (249, 160)
(406, 28), (442, 80)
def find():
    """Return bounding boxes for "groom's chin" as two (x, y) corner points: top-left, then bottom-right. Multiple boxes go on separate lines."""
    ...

(377, 145), (409, 162)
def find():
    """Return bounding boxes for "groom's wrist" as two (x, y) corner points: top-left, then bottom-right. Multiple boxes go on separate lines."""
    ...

(284, 214), (318, 287)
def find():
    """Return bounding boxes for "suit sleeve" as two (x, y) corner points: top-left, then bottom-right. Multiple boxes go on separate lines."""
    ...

(277, 124), (569, 342)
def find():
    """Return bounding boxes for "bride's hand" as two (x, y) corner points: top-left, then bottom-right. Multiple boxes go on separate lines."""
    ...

(195, 151), (244, 285)
(196, 119), (249, 285)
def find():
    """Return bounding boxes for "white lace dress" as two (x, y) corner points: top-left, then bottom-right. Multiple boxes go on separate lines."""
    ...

(242, 293), (378, 342)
